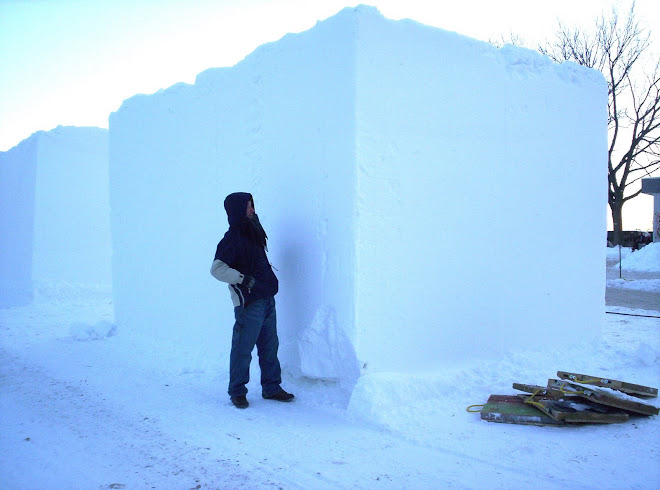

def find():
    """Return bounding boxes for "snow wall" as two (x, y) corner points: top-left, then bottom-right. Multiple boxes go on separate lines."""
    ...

(0, 135), (38, 307)
(109, 6), (607, 390)
(0, 126), (111, 307)
(32, 126), (111, 286)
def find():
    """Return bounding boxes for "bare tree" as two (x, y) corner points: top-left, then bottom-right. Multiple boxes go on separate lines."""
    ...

(488, 32), (526, 49)
(539, 1), (660, 242)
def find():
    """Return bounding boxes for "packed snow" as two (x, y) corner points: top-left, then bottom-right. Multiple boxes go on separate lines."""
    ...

(1, 251), (658, 488)
(607, 244), (660, 293)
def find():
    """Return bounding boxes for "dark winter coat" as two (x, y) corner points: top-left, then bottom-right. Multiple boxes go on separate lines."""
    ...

(210, 192), (278, 307)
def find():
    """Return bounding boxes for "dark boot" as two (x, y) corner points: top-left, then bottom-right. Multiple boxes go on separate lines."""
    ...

(231, 395), (249, 409)
(262, 389), (294, 402)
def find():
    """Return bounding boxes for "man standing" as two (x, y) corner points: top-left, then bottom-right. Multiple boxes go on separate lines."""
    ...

(211, 192), (294, 409)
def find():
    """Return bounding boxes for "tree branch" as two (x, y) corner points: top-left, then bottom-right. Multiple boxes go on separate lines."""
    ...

(535, 1), (659, 236)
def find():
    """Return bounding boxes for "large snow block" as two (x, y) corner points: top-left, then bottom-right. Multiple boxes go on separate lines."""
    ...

(0, 126), (111, 306)
(352, 14), (607, 373)
(32, 126), (111, 285)
(0, 136), (38, 307)
(109, 9), (357, 363)
(108, 6), (607, 384)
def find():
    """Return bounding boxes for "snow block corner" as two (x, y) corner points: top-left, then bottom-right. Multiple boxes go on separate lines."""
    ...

(108, 6), (607, 397)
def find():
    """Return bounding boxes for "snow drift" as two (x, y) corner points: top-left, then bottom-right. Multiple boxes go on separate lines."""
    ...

(617, 242), (660, 272)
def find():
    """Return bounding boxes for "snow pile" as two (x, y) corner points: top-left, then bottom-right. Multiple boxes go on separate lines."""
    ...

(297, 305), (360, 388)
(637, 342), (658, 366)
(108, 5), (607, 392)
(606, 245), (632, 260)
(617, 242), (660, 272)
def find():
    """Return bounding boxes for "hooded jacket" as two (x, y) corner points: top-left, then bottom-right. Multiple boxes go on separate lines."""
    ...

(210, 192), (279, 307)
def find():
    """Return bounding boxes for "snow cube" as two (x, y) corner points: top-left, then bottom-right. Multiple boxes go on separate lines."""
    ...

(109, 7), (607, 386)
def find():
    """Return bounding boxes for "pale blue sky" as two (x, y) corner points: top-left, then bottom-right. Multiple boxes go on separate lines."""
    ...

(1, 0), (658, 228)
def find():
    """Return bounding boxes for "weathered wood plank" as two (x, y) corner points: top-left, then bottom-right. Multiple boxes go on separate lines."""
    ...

(513, 383), (564, 398)
(516, 394), (629, 424)
(547, 379), (660, 416)
(557, 371), (658, 398)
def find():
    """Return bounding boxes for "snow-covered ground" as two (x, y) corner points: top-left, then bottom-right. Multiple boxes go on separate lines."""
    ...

(606, 244), (660, 312)
(1, 248), (659, 489)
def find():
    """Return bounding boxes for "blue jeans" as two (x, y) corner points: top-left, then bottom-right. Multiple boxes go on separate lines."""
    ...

(228, 297), (282, 397)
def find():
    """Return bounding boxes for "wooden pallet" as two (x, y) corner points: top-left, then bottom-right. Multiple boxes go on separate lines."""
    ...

(547, 379), (660, 416)
(513, 383), (565, 398)
(557, 371), (658, 398)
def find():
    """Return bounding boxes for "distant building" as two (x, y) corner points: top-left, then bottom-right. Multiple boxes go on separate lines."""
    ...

(641, 177), (660, 242)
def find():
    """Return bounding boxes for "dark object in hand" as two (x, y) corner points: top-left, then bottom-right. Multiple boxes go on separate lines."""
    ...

(242, 275), (256, 289)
